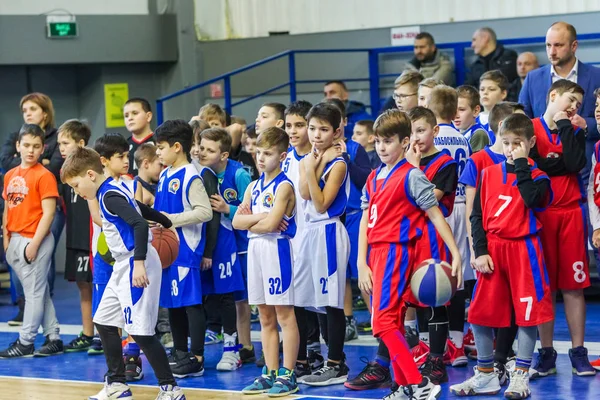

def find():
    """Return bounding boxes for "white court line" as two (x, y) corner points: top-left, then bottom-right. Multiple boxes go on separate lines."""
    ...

(2, 323), (599, 355)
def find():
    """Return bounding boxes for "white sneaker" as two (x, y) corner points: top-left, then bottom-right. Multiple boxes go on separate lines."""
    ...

(88, 382), (133, 400)
(217, 350), (242, 371)
(401, 377), (441, 400)
(156, 385), (186, 400)
(450, 367), (501, 396)
(504, 370), (530, 399)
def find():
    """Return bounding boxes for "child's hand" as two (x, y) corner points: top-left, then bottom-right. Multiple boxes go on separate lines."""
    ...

(237, 203), (252, 215)
(569, 113), (587, 130)
(357, 261), (373, 295)
(510, 142), (528, 161)
(24, 242), (39, 263)
(304, 145), (322, 171)
(451, 257), (463, 289)
(593, 229), (600, 248)
(201, 257), (212, 270)
(474, 255), (494, 274)
(553, 111), (569, 122)
(210, 194), (230, 214)
(405, 140), (421, 167)
(132, 260), (149, 288)
(277, 218), (289, 232)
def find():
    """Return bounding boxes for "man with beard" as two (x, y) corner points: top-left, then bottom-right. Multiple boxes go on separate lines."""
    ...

(403, 32), (455, 86)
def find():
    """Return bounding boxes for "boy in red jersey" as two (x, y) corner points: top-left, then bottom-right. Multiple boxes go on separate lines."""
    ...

(357, 109), (461, 399)
(528, 79), (595, 377)
(451, 113), (553, 399)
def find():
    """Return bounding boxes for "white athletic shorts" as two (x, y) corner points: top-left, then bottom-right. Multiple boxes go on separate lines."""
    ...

(93, 246), (162, 336)
(247, 235), (295, 306)
(294, 218), (350, 309)
(446, 202), (473, 286)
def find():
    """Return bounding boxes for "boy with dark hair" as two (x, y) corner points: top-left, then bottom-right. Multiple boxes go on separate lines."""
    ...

(154, 119), (214, 378)
(124, 97), (155, 177)
(57, 120), (96, 353)
(352, 120), (381, 169)
(245, 127), (258, 162)
(61, 146), (186, 400)
(455, 85), (492, 152)
(256, 102), (286, 134)
(0, 124), (62, 358)
(451, 114), (553, 398)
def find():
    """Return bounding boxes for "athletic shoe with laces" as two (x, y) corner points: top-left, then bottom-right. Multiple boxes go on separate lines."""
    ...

(65, 332), (94, 352)
(529, 347), (557, 378)
(294, 361), (312, 383)
(590, 357), (600, 371)
(411, 341), (430, 368)
(240, 345), (257, 364)
(33, 337), (64, 357)
(170, 350), (204, 378)
(0, 339), (34, 358)
(268, 368), (299, 397)
(357, 321), (372, 333)
(404, 327), (420, 349)
(352, 296), (367, 311)
(402, 376), (441, 400)
(443, 338), (468, 367)
(88, 335), (104, 355)
(156, 384), (186, 400)
(504, 369), (530, 399)
(419, 355), (447, 385)
(463, 328), (475, 351)
(345, 317), (358, 342)
(204, 329), (223, 345)
(343, 357), (391, 390)
(217, 348), (242, 371)
(124, 355), (144, 381)
(242, 367), (276, 394)
(307, 349), (325, 370)
(568, 346), (596, 376)
(88, 382), (133, 400)
(494, 361), (508, 386)
(302, 361), (349, 386)
(450, 366), (501, 396)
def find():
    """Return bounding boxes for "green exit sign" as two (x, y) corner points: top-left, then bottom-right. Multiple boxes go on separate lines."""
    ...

(48, 22), (77, 38)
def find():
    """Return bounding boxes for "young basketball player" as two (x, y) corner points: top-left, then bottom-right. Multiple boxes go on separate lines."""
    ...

(450, 113), (554, 398)
(358, 109), (461, 399)
(61, 146), (186, 400)
(528, 80), (595, 377)
(478, 71), (509, 130)
(56, 120), (95, 353)
(233, 127), (300, 397)
(417, 78), (444, 107)
(0, 124), (62, 358)
(393, 71), (424, 112)
(124, 97), (155, 177)
(455, 85), (493, 152)
(352, 120), (381, 169)
(256, 103), (286, 134)
(154, 120), (214, 378)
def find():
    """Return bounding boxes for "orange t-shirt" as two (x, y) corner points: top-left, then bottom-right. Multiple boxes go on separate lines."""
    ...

(2, 163), (59, 238)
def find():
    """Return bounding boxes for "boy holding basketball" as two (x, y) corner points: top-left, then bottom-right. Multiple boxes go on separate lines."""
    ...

(61, 146), (185, 400)
(154, 119), (213, 378)
(358, 109), (461, 399)
(450, 114), (553, 398)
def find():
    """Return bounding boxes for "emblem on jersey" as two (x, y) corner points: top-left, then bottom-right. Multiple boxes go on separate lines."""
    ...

(223, 188), (237, 202)
(169, 179), (181, 194)
(262, 193), (274, 208)
(6, 176), (29, 208)
(546, 152), (560, 159)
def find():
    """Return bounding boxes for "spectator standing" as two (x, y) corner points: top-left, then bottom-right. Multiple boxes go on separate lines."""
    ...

(404, 32), (455, 86)
(510, 52), (539, 101)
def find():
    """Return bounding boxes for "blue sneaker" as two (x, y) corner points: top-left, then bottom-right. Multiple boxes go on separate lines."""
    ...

(205, 329), (223, 345)
(530, 347), (557, 379)
(569, 346), (596, 376)
(242, 367), (275, 394)
(268, 368), (299, 397)
(156, 385), (186, 399)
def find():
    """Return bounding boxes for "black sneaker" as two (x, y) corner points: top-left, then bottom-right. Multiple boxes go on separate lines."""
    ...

(125, 355), (144, 381)
(357, 321), (372, 333)
(404, 326), (420, 349)
(7, 298), (24, 327)
(65, 332), (94, 353)
(33, 337), (63, 357)
(352, 296), (367, 311)
(170, 350), (204, 378)
(494, 361), (508, 386)
(308, 349), (325, 370)
(419, 355), (448, 385)
(0, 339), (34, 358)
(302, 361), (350, 386)
(295, 361), (312, 383)
(344, 357), (391, 390)
(240, 345), (257, 364)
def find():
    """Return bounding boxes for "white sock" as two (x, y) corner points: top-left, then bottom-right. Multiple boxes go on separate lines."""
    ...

(419, 332), (429, 345)
(449, 330), (464, 348)
(223, 332), (238, 350)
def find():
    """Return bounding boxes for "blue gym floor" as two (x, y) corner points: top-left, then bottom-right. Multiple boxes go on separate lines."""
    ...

(1, 278), (599, 399)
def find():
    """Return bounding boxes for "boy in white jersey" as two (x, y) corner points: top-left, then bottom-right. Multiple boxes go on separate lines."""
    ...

(234, 127), (299, 397)
(296, 103), (351, 386)
(61, 147), (186, 400)
(455, 85), (492, 152)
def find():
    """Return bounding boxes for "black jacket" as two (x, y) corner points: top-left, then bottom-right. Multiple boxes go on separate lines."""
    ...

(466, 44), (518, 90)
(0, 127), (64, 180)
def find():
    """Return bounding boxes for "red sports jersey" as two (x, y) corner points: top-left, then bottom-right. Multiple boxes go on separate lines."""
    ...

(480, 161), (551, 240)
(532, 117), (583, 208)
(593, 141), (600, 207)
(365, 160), (426, 245)
(420, 151), (456, 217)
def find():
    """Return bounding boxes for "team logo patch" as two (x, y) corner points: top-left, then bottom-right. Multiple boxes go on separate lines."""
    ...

(6, 176), (29, 208)
(262, 193), (274, 208)
(223, 188), (237, 202)
(169, 179), (181, 194)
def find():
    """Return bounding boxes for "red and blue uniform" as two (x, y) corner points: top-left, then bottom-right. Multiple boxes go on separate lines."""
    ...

(459, 146), (506, 189)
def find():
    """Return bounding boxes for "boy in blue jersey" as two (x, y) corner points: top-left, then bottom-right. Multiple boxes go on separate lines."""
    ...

(233, 127), (300, 397)
(455, 85), (492, 152)
(61, 146), (186, 400)
(297, 103), (351, 386)
(154, 120), (213, 378)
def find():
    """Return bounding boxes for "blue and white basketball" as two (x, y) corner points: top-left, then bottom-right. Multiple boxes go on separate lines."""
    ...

(410, 258), (457, 307)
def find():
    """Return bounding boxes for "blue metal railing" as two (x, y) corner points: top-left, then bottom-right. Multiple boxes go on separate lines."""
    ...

(156, 32), (600, 124)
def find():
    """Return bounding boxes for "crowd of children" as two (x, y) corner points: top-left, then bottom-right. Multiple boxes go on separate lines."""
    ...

(1, 62), (600, 400)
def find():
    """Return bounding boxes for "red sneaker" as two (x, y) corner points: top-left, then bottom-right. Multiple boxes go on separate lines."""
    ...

(443, 339), (468, 367)
(463, 328), (475, 351)
(411, 341), (430, 367)
(591, 357), (600, 371)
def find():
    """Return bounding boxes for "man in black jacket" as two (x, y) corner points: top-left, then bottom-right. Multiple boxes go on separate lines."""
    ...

(466, 27), (519, 100)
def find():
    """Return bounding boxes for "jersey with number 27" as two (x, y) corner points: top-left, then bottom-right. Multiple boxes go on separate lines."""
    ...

(434, 124), (472, 203)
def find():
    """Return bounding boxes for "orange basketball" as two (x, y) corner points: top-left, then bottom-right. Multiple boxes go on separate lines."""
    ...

(151, 227), (179, 269)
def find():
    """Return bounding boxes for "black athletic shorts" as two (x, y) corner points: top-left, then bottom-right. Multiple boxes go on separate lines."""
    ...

(64, 248), (92, 283)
